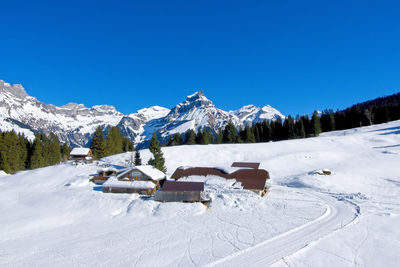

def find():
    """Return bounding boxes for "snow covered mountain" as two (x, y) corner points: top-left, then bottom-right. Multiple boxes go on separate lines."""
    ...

(0, 80), (284, 146)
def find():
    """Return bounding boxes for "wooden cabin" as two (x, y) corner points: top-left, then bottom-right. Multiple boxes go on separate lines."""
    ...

(89, 167), (118, 184)
(70, 147), (93, 163)
(171, 162), (269, 196)
(102, 165), (166, 195)
(154, 180), (208, 203)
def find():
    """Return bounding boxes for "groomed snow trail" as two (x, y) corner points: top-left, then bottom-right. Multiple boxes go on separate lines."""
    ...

(207, 187), (359, 267)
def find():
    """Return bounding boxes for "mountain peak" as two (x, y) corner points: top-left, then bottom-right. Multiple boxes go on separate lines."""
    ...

(186, 90), (207, 101)
(0, 80), (28, 99)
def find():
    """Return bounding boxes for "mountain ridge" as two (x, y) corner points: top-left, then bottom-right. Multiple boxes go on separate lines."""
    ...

(0, 79), (285, 147)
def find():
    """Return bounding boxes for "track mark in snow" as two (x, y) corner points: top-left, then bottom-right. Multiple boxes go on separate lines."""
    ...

(206, 189), (359, 267)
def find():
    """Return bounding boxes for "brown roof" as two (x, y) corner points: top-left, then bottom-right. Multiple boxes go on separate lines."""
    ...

(231, 162), (260, 169)
(162, 180), (204, 192)
(171, 166), (269, 191)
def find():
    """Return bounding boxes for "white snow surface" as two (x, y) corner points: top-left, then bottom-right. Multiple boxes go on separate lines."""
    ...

(2, 120), (400, 266)
(70, 147), (91, 156)
(134, 165), (167, 180)
(103, 177), (156, 189)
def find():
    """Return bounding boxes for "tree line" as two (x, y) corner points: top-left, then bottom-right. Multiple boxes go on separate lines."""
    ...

(1, 91), (399, 173)
(0, 131), (71, 174)
(164, 91), (400, 146)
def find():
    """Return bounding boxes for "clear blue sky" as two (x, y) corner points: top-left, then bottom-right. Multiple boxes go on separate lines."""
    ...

(1, 0), (400, 116)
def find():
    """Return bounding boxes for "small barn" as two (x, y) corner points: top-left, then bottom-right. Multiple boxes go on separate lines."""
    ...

(90, 167), (118, 184)
(171, 162), (269, 196)
(102, 165), (166, 195)
(154, 180), (207, 203)
(70, 147), (93, 163)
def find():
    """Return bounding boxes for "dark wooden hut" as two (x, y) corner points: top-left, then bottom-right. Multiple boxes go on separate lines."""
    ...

(70, 147), (93, 163)
(171, 163), (269, 196)
(154, 181), (207, 203)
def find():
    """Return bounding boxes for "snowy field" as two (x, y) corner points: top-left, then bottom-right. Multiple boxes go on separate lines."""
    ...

(1, 121), (400, 266)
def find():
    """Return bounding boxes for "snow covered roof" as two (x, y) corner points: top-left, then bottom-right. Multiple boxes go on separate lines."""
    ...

(115, 165), (166, 181)
(103, 176), (156, 189)
(70, 147), (91, 156)
(135, 165), (166, 180)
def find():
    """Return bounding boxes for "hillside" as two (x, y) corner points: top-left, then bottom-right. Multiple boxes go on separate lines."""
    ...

(1, 120), (400, 266)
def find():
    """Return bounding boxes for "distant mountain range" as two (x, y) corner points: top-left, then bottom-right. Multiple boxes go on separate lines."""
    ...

(0, 80), (285, 147)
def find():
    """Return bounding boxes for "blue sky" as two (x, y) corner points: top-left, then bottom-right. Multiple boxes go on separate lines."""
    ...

(1, 0), (400, 116)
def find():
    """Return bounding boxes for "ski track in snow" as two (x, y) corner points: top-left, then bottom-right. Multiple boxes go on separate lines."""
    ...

(207, 187), (359, 266)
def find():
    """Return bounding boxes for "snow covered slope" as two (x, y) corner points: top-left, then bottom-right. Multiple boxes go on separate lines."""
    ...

(0, 80), (284, 146)
(1, 120), (400, 266)
(0, 80), (124, 146)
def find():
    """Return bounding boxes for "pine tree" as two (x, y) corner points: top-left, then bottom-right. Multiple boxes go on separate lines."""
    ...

(134, 149), (142, 165)
(0, 150), (10, 173)
(30, 136), (44, 169)
(122, 138), (132, 152)
(172, 133), (182, 146)
(223, 121), (239, 143)
(61, 142), (71, 161)
(91, 126), (107, 159)
(48, 133), (61, 165)
(285, 116), (296, 139)
(297, 118), (306, 139)
(147, 133), (166, 173)
(261, 121), (271, 142)
(184, 129), (196, 145)
(242, 125), (256, 143)
(167, 135), (174, 146)
(271, 118), (284, 141)
(106, 127), (124, 156)
(195, 129), (203, 144)
(311, 111), (322, 136)
(200, 129), (213, 144)
(215, 129), (223, 144)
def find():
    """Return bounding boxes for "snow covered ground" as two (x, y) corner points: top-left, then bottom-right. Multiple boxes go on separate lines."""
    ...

(1, 121), (400, 266)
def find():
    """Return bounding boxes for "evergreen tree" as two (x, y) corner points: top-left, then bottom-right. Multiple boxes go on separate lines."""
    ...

(122, 138), (133, 152)
(167, 135), (174, 146)
(134, 149), (142, 165)
(311, 111), (322, 136)
(172, 133), (182, 146)
(30, 136), (44, 169)
(223, 121), (239, 143)
(184, 129), (196, 145)
(91, 126), (107, 159)
(106, 127), (124, 156)
(271, 118), (284, 141)
(200, 128), (213, 144)
(296, 118), (306, 139)
(284, 116), (296, 139)
(61, 142), (71, 161)
(48, 133), (61, 165)
(147, 133), (166, 173)
(215, 129), (223, 144)
(241, 125), (256, 143)
(261, 121), (271, 142)
(195, 129), (203, 144)
(0, 150), (10, 173)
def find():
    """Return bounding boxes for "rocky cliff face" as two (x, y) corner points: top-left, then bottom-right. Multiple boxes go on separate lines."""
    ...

(0, 80), (285, 147)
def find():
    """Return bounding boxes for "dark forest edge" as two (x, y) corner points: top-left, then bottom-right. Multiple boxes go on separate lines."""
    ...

(0, 126), (134, 174)
(1, 91), (399, 174)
